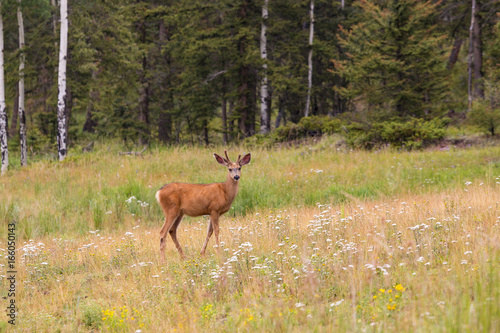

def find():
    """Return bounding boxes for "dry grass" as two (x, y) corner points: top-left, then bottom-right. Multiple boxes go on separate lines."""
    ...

(7, 183), (500, 332)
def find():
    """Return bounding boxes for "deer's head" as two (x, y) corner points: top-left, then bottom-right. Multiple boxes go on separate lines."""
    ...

(214, 150), (251, 181)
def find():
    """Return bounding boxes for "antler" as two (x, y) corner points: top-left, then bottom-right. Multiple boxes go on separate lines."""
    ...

(224, 150), (231, 163)
(237, 154), (241, 163)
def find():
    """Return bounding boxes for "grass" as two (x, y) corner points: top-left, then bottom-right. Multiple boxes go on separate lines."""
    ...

(0, 141), (499, 331)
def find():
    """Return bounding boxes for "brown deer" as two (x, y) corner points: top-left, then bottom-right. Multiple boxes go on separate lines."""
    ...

(155, 150), (251, 260)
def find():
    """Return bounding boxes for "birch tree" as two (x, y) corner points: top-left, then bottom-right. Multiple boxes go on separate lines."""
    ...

(57, 0), (68, 161)
(0, 6), (7, 175)
(468, 0), (476, 112)
(304, 0), (314, 117)
(17, 0), (27, 166)
(260, 0), (269, 134)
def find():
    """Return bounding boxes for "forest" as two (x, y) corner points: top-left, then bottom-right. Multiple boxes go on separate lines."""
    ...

(0, 0), (500, 169)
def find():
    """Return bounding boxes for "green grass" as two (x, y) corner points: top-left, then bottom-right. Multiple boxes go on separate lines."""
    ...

(2, 142), (500, 239)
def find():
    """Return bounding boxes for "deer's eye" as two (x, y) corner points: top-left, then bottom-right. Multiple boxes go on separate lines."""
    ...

(238, 168), (241, 170)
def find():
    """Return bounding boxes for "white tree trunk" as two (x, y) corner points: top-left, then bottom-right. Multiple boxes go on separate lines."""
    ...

(0, 9), (8, 175)
(259, 0), (269, 134)
(305, 0), (314, 117)
(17, 0), (27, 166)
(57, 0), (68, 161)
(467, 0), (475, 112)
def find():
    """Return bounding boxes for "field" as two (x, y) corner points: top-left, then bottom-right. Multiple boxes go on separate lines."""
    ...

(1, 142), (500, 332)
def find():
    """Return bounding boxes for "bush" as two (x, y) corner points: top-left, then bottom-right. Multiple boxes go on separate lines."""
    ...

(272, 116), (342, 142)
(469, 101), (500, 136)
(345, 118), (448, 149)
(82, 302), (102, 328)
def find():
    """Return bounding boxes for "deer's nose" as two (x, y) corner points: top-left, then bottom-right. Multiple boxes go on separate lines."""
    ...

(234, 175), (240, 180)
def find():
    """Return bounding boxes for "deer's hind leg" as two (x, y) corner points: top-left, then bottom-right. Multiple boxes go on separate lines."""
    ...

(159, 208), (181, 261)
(169, 213), (185, 258)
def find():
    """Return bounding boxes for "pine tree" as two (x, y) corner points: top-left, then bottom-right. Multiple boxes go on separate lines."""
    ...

(334, 0), (449, 119)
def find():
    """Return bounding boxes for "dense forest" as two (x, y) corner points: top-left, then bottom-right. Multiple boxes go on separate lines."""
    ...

(0, 0), (499, 165)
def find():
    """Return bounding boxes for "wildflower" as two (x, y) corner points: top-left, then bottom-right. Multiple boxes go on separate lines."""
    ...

(395, 284), (405, 292)
(330, 299), (344, 307)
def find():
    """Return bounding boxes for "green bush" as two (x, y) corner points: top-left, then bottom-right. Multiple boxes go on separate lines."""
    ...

(345, 118), (448, 149)
(272, 116), (342, 142)
(82, 302), (102, 328)
(469, 101), (500, 136)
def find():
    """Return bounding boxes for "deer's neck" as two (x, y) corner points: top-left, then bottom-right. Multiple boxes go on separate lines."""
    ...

(223, 174), (240, 204)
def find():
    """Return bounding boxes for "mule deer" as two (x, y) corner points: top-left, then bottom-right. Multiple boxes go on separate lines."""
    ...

(156, 150), (251, 260)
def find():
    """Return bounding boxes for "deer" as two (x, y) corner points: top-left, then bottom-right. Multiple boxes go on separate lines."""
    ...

(155, 150), (251, 260)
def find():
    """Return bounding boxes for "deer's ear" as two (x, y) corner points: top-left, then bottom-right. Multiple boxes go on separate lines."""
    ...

(214, 153), (228, 166)
(239, 153), (251, 166)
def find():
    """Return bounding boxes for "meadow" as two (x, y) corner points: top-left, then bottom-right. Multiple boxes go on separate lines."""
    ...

(0, 141), (499, 332)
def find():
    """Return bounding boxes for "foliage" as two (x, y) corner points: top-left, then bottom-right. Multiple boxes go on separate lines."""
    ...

(345, 117), (449, 149)
(334, 0), (449, 118)
(0, 0), (500, 162)
(469, 100), (500, 136)
(272, 116), (342, 142)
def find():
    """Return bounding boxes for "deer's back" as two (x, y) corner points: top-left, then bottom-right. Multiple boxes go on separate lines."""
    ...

(156, 182), (229, 217)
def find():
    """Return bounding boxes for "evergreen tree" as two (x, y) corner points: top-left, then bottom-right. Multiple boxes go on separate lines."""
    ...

(334, 0), (449, 119)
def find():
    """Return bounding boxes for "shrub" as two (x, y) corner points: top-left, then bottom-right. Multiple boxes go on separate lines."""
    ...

(469, 101), (500, 136)
(345, 118), (448, 149)
(272, 116), (342, 142)
(82, 302), (102, 328)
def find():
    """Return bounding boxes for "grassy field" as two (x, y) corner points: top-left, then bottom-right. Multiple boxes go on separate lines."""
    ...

(1, 142), (499, 332)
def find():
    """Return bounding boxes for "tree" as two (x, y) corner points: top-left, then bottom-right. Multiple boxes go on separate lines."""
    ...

(334, 0), (449, 119)
(259, 0), (270, 134)
(17, 0), (26, 166)
(304, 0), (314, 117)
(0, 5), (7, 175)
(57, 0), (68, 161)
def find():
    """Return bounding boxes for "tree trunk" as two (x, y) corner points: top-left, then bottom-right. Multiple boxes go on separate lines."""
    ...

(237, 0), (253, 138)
(249, 74), (257, 136)
(57, 0), (68, 161)
(83, 71), (98, 133)
(157, 19), (172, 144)
(138, 55), (150, 145)
(228, 100), (234, 141)
(304, 0), (314, 117)
(266, 83), (272, 131)
(259, 0), (269, 134)
(65, 84), (72, 146)
(447, 37), (463, 70)
(17, 0), (27, 166)
(472, 2), (484, 99)
(203, 118), (209, 146)
(0, 8), (7, 175)
(275, 96), (286, 128)
(221, 77), (228, 145)
(467, 0), (475, 112)
(9, 86), (18, 138)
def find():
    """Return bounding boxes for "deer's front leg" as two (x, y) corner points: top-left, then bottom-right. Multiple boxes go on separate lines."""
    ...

(200, 220), (213, 255)
(210, 212), (221, 254)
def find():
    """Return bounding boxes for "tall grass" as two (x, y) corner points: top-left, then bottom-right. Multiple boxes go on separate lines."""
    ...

(4, 182), (499, 332)
(1, 142), (499, 239)
(0, 142), (499, 331)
